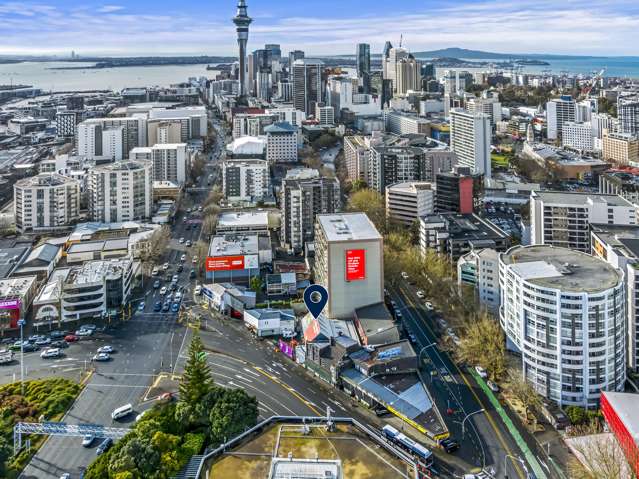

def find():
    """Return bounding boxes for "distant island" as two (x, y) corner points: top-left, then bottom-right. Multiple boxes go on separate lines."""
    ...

(48, 56), (236, 70)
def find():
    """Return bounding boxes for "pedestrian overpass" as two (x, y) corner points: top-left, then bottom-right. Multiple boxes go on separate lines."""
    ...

(13, 421), (129, 455)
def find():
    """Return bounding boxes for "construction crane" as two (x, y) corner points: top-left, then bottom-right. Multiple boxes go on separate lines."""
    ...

(581, 68), (606, 97)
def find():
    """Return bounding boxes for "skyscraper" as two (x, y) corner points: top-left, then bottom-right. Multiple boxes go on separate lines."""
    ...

(292, 59), (323, 115)
(288, 50), (304, 71)
(233, 0), (252, 99)
(382, 41), (393, 80)
(356, 43), (371, 94)
(449, 108), (492, 178)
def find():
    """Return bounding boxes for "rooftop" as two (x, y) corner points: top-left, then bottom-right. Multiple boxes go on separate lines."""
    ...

(0, 275), (37, 299)
(501, 245), (622, 293)
(284, 168), (319, 181)
(92, 160), (149, 172)
(0, 246), (31, 279)
(16, 173), (79, 188)
(217, 211), (269, 229)
(264, 122), (297, 134)
(317, 213), (382, 243)
(602, 392), (639, 443)
(421, 213), (509, 242)
(386, 181), (433, 194)
(531, 191), (634, 207)
(209, 234), (259, 257)
(65, 258), (131, 286)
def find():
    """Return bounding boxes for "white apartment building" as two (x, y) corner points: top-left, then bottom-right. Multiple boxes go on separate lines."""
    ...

(530, 191), (637, 253)
(449, 109), (491, 178)
(222, 158), (270, 203)
(344, 136), (370, 182)
(466, 92), (502, 127)
(148, 105), (207, 138)
(265, 122), (297, 163)
(499, 245), (626, 408)
(14, 173), (80, 233)
(562, 121), (594, 152)
(314, 213), (383, 319)
(326, 76), (381, 118)
(317, 106), (335, 126)
(546, 96), (576, 140)
(130, 143), (188, 185)
(395, 57), (420, 95)
(147, 120), (185, 145)
(77, 117), (146, 159)
(383, 111), (430, 136)
(88, 160), (153, 223)
(457, 248), (500, 312)
(265, 107), (306, 127)
(385, 181), (434, 226)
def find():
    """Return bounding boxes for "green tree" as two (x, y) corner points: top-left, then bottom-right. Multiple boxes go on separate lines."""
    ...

(178, 334), (212, 407)
(346, 188), (386, 233)
(457, 313), (506, 380)
(0, 436), (11, 478)
(209, 389), (258, 446)
(250, 276), (263, 293)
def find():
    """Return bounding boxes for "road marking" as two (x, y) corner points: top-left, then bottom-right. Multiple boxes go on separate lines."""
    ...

(243, 367), (260, 377)
(253, 366), (320, 415)
(234, 374), (252, 383)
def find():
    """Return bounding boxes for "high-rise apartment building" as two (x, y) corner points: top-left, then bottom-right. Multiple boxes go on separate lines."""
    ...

(530, 191), (637, 252)
(130, 143), (188, 185)
(602, 131), (639, 165)
(385, 181), (434, 226)
(280, 168), (341, 252)
(292, 59), (323, 114)
(265, 122), (297, 163)
(222, 158), (270, 203)
(14, 173), (80, 233)
(77, 117), (145, 159)
(562, 121), (594, 152)
(618, 97), (639, 135)
(449, 108), (491, 178)
(395, 56), (420, 95)
(499, 245), (626, 408)
(546, 95), (576, 140)
(88, 160), (153, 223)
(314, 213), (383, 319)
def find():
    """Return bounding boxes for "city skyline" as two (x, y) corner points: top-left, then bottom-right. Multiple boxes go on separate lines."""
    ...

(2, 0), (639, 57)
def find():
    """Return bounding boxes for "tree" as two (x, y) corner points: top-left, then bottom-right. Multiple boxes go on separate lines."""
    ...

(193, 241), (209, 278)
(509, 375), (543, 428)
(190, 154), (206, 183)
(456, 313), (506, 380)
(139, 226), (171, 279)
(209, 389), (259, 446)
(178, 333), (212, 407)
(250, 276), (263, 293)
(346, 188), (386, 233)
(568, 429), (630, 479)
(0, 436), (11, 478)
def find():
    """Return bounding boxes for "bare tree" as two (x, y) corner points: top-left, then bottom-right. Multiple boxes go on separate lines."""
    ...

(193, 241), (209, 279)
(138, 226), (171, 284)
(568, 428), (632, 479)
(508, 374), (543, 428)
(456, 313), (507, 381)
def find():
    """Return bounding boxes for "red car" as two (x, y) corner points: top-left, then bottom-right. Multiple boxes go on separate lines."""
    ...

(64, 334), (79, 342)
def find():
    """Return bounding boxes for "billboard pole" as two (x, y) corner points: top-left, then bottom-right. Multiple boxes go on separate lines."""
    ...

(18, 319), (25, 396)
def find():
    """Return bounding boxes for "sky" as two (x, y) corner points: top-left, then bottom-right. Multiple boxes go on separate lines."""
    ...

(1, 0), (639, 57)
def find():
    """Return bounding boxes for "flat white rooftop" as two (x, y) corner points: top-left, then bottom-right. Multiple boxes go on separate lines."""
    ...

(317, 213), (382, 242)
(217, 211), (269, 229)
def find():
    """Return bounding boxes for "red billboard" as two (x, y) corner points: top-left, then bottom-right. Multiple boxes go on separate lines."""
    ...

(345, 249), (366, 281)
(206, 255), (245, 271)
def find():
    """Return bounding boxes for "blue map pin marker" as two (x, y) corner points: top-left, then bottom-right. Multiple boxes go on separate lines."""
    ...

(304, 285), (329, 319)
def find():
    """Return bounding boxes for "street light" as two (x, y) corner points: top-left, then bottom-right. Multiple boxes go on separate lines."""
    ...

(457, 408), (485, 436)
(504, 454), (529, 479)
(18, 319), (25, 396)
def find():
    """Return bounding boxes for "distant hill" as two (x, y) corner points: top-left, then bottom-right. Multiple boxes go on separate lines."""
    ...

(365, 47), (605, 60)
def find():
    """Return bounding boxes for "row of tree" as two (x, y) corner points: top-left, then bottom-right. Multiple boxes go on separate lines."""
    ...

(85, 334), (259, 478)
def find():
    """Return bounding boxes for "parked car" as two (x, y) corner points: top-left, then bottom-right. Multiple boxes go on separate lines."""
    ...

(179, 237), (185, 244)
(186, 240), (192, 247)
(159, 286), (167, 295)
(162, 263), (169, 271)
(189, 269), (196, 279)
(50, 330), (67, 339)
(92, 352), (110, 362)
(98, 345), (114, 354)
(171, 275), (179, 283)
(96, 438), (113, 455)
(487, 380), (500, 393)
(41, 348), (61, 359)
(416, 290), (425, 299)
(64, 334), (79, 342)
(82, 324), (97, 331)
(153, 280), (161, 289)
(475, 366), (488, 378)
(162, 303), (171, 312)
(22, 343), (39, 352)
(151, 267), (159, 276)
(401, 271), (409, 280)
(82, 434), (95, 447)
(35, 337), (51, 346)
(194, 285), (202, 295)
(424, 302), (434, 311)
(180, 254), (186, 262)
(174, 292), (182, 302)
(75, 329), (93, 337)
(51, 340), (69, 349)
(153, 301), (162, 312)
(171, 303), (180, 313)
(138, 302), (146, 311)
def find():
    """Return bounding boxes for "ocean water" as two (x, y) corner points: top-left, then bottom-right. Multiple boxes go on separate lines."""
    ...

(0, 61), (219, 92)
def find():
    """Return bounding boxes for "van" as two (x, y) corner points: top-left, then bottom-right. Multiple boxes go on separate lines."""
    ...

(111, 403), (133, 420)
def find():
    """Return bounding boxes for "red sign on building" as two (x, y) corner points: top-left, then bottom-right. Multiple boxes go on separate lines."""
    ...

(345, 249), (366, 281)
(205, 255), (245, 271)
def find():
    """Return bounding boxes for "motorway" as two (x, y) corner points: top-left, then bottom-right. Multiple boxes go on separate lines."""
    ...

(391, 281), (531, 479)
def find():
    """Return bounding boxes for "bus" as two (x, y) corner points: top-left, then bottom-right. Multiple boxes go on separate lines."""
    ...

(381, 425), (434, 466)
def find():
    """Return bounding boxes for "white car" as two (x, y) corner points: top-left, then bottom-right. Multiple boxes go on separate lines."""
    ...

(98, 345), (114, 354)
(41, 348), (60, 359)
(186, 240), (192, 247)
(93, 352), (110, 362)
(174, 292), (182, 302)
(194, 285), (202, 295)
(424, 302), (434, 311)
(151, 267), (159, 276)
(159, 286), (167, 295)
(75, 329), (93, 337)
(401, 271), (409, 280)
(475, 366), (488, 378)
(487, 380), (500, 392)
(416, 290), (425, 299)
(180, 254), (186, 262)
(162, 263), (170, 271)
(179, 237), (185, 244)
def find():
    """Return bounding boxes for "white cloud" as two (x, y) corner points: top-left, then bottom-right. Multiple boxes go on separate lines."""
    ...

(0, 0), (637, 56)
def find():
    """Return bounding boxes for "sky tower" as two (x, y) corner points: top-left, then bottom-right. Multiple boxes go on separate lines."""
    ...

(233, 0), (252, 99)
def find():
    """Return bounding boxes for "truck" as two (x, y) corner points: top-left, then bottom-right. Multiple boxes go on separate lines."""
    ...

(0, 348), (15, 364)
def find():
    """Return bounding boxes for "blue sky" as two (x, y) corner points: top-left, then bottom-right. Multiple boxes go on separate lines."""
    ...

(2, 0), (639, 56)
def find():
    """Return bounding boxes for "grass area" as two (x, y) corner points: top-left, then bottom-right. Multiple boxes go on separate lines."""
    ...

(0, 378), (82, 478)
(491, 153), (510, 169)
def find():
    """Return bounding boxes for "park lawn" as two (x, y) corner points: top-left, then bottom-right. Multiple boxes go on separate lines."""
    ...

(0, 378), (82, 478)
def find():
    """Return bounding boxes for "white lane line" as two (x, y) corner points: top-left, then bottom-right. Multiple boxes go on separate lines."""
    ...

(87, 383), (149, 388)
(243, 367), (260, 377)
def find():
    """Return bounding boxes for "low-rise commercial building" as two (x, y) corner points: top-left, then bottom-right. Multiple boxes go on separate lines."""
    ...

(0, 276), (38, 331)
(216, 211), (270, 236)
(243, 308), (295, 337)
(205, 234), (261, 285)
(420, 213), (510, 262)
